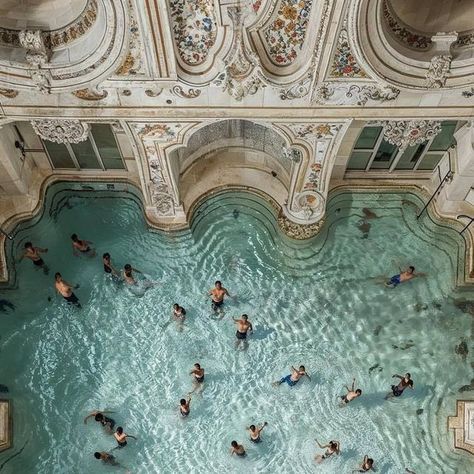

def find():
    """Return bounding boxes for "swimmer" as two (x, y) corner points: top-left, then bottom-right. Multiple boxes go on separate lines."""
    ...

(103, 253), (119, 277)
(19, 242), (49, 273)
(189, 363), (205, 395)
(353, 455), (375, 472)
(273, 365), (311, 387)
(314, 438), (340, 463)
(179, 396), (191, 417)
(84, 410), (116, 434)
(93, 451), (119, 466)
(247, 422), (267, 443)
(122, 264), (142, 285)
(71, 233), (95, 257)
(113, 427), (136, 449)
(385, 373), (414, 399)
(385, 266), (424, 288)
(173, 304), (186, 322)
(54, 272), (81, 307)
(233, 314), (253, 349)
(209, 281), (230, 313)
(230, 440), (246, 457)
(362, 208), (378, 220)
(339, 378), (362, 406)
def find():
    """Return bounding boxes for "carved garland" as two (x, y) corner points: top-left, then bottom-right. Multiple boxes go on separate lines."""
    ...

(31, 120), (90, 144)
(382, 120), (442, 150)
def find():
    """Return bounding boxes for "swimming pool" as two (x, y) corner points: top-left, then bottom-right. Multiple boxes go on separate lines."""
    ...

(0, 182), (473, 473)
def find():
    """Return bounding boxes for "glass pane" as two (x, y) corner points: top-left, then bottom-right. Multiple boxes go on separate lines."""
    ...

(418, 152), (444, 170)
(71, 138), (101, 169)
(91, 124), (125, 170)
(369, 140), (398, 169)
(44, 141), (75, 169)
(395, 143), (427, 170)
(354, 126), (382, 149)
(347, 151), (372, 170)
(429, 121), (457, 151)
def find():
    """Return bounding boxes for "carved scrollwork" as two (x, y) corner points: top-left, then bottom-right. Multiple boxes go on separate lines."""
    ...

(425, 55), (452, 88)
(145, 88), (163, 97)
(171, 85), (201, 99)
(382, 120), (442, 150)
(0, 89), (19, 98)
(278, 211), (324, 240)
(72, 88), (108, 101)
(279, 77), (312, 100)
(31, 119), (90, 144)
(313, 83), (399, 106)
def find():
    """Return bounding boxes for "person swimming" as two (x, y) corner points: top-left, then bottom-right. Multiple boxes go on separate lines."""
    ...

(71, 233), (95, 257)
(247, 422), (267, 443)
(340, 378), (362, 406)
(113, 427), (136, 449)
(209, 281), (230, 313)
(103, 253), (119, 276)
(273, 365), (310, 387)
(385, 266), (422, 288)
(54, 272), (81, 307)
(314, 438), (340, 463)
(122, 264), (141, 285)
(230, 440), (246, 457)
(93, 451), (119, 466)
(385, 373), (414, 399)
(19, 242), (49, 273)
(353, 455), (374, 472)
(189, 363), (205, 394)
(233, 314), (253, 349)
(172, 304), (186, 331)
(84, 410), (116, 433)
(179, 397), (191, 417)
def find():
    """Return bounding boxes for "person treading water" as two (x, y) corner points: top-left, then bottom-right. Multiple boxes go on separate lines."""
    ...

(84, 410), (116, 434)
(103, 252), (119, 277)
(232, 314), (253, 349)
(273, 365), (310, 387)
(339, 378), (362, 406)
(385, 372), (414, 399)
(19, 241), (49, 274)
(314, 438), (340, 463)
(247, 422), (267, 443)
(189, 363), (205, 395)
(230, 440), (246, 457)
(71, 233), (95, 257)
(113, 427), (136, 449)
(54, 272), (81, 307)
(209, 280), (230, 313)
(353, 455), (375, 472)
(172, 304), (186, 331)
(179, 396), (191, 417)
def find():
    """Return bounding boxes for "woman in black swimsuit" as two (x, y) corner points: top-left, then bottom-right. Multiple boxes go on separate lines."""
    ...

(103, 253), (118, 276)
(83, 410), (116, 434)
(315, 438), (340, 463)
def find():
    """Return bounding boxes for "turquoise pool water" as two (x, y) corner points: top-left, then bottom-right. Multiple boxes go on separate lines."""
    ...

(0, 183), (473, 474)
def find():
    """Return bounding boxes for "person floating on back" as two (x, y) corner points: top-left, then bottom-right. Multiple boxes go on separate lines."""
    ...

(93, 451), (119, 466)
(385, 266), (423, 288)
(54, 272), (81, 307)
(113, 426), (136, 449)
(247, 422), (267, 443)
(179, 396), (191, 417)
(71, 233), (95, 257)
(233, 314), (253, 349)
(209, 280), (230, 313)
(385, 373), (414, 399)
(84, 410), (116, 434)
(19, 241), (49, 274)
(314, 438), (340, 463)
(339, 378), (362, 406)
(103, 252), (119, 277)
(273, 365), (310, 387)
(353, 455), (375, 472)
(230, 440), (246, 457)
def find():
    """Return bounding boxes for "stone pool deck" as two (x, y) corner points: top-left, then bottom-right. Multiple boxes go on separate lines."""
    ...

(0, 399), (12, 452)
(448, 400), (474, 455)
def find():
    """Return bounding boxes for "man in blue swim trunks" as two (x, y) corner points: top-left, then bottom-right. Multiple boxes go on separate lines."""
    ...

(385, 266), (419, 288)
(273, 365), (310, 387)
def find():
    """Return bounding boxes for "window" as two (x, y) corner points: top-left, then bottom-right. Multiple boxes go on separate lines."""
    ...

(347, 121), (457, 172)
(43, 124), (126, 170)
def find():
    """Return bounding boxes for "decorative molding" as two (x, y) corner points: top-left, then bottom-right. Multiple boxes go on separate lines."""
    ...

(171, 85), (201, 99)
(263, 0), (314, 66)
(145, 88), (163, 97)
(382, 120), (442, 150)
(279, 76), (312, 100)
(329, 25), (367, 78)
(425, 55), (452, 88)
(31, 120), (90, 144)
(72, 88), (108, 101)
(278, 212), (324, 239)
(212, 7), (265, 101)
(19, 29), (50, 66)
(170, 0), (217, 66)
(313, 83), (399, 106)
(30, 70), (51, 94)
(134, 123), (182, 141)
(0, 89), (18, 99)
(448, 400), (474, 455)
(462, 87), (474, 98)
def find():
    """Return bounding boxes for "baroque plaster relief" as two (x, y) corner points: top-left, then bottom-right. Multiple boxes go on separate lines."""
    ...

(0, 89), (18, 98)
(329, 26), (367, 78)
(425, 55), (452, 88)
(313, 83), (399, 106)
(170, 0), (217, 66)
(263, 0), (314, 66)
(31, 120), (90, 144)
(72, 88), (109, 101)
(382, 120), (442, 150)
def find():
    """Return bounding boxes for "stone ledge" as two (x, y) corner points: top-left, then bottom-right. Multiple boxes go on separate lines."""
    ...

(448, 400), (474, 455)
(0, 399), (12, 452)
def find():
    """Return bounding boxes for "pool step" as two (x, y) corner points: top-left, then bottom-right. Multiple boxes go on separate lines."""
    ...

(0, 399), (12, 452)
